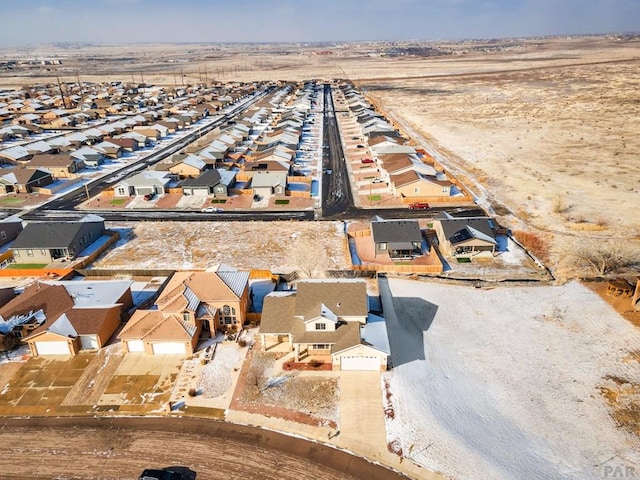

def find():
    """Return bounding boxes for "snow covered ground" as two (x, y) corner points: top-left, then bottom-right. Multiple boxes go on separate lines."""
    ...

(380, 277), (640, 480)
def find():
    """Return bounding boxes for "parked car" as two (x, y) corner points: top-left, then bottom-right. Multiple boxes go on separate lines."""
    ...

(356, 144), (365, 149)
(371, 178), (384, 184)
(361, 158), (374, 164)
(253, 194), (261, 201)
(143, 193), (155, 201)
(200, 207), (224, 213)
(408, 202), (430, 210)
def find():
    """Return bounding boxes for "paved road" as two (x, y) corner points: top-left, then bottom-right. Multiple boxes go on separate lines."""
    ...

(0, 416), (411, 480)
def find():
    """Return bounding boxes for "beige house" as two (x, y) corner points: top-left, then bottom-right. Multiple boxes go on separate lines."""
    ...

(391, 170), (452, 198)
(119, 267), (250, 355)
(259, 280), (389, 371)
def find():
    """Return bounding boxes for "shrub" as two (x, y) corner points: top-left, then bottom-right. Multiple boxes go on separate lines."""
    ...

(513, 230), (549, 261)
(188, 388), (198, 397)
(238, 338), (247, 348)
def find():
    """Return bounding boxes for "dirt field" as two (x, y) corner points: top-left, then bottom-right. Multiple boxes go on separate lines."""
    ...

(95, 221), (349, 274)
(0, 417), (408, 480)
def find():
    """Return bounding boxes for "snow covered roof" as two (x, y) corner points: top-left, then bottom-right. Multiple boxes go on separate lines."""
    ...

(42, 280), (132, 308)
(361, 314), (391, 354)
(48, 313), (78, 338)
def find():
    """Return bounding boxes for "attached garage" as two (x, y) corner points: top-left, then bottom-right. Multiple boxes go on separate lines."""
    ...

(127, 340), (144, 352)
(151, 342), (187, 355)
(340, 355), (381, 371)
(332, 343), (388, 372)
(80, 335), (99, 350)
(34, 341), (73, 356)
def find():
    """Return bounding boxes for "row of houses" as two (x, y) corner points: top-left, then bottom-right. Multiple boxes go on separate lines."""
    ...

(335, 83), (466, 202)
(0, 266), (389, 371)
(0, 81), (264, 193)
(111, 82), (322, 200)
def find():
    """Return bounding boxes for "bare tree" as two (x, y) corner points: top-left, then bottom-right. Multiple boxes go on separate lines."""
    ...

(290, 231), (327, 278)
(568, 238), (640, 276)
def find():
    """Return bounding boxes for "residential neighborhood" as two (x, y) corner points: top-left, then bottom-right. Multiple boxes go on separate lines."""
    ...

(0, 50), (638, 480)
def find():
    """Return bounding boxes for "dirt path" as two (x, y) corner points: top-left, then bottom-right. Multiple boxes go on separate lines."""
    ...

(0, 417), (411, 480)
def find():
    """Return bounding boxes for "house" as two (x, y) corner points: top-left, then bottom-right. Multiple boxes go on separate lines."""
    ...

(0, 145), (32, 165)
(433, 212), (498, 257)
(0, 167), (54, 194)
(11, 214), (105, 264)
(113, 170), (172, 197)
(28, 154), (85, 179)
(370, 218), (424, 259)
(390, 170), (452, 198)
(93, 140), (123, 159)
(168, 155), (206, 179)
(104, 136), (140, 152)
(0, 279), (132, 355)
(250, 170), (287, 198)
(181, 169), (236, 197)
(71, 146), (105, 168)
(119, 266), (250, 355)
(259, 280), (389, 371)
(0, 215), (23, 247)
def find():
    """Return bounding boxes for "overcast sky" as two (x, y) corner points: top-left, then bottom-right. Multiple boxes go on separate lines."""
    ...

(2, 0), (639, 45)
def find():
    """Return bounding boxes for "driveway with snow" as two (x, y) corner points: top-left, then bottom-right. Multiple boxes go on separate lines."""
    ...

(380, 277), (640, 480)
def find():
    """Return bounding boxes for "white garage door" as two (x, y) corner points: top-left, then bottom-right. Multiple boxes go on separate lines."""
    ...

(341, 356), (380, 371)
(35, 341), (71, 356)
(152, 342), (186, 355)
(80, 335), (99, 350)
(127, 340), (145, 352)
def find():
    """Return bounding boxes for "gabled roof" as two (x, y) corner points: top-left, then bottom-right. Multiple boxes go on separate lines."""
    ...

(28, 154), (77, 169)
(0, 145), (30, 160)
(294, 280), (367, 320)
(437, 214), (498, 245)
(251, 170), (287, 188)
(182, 169), (221, 188)
(12, 215), (104, 250)
(371, 219), (422, 246)
(118, 310), (197, 341)
(42, 279), (132, 308)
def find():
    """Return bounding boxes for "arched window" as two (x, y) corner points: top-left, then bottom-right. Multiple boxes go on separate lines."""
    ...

(220, 305), (237, 325)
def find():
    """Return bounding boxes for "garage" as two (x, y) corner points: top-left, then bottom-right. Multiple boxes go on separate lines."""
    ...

(80, 336), (99, 350)
(151, 342), (186, 355)
(34, 341), (72, 356)
(127, 340), (144, 352)
(340, 355), (380, 371)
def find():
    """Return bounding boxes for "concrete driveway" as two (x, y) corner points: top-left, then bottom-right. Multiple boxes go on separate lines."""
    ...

(338, 371), (387, 450)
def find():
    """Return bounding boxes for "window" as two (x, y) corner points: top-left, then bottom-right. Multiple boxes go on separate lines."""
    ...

(41, 250), (46, 256)
(379, 242), (387, 250)
(0, 231), (5, 240)
(311, 344), (330, 350)
(221, 305), (236, 326)
(27, 249), (33, 257)
(315, 323), (326, 331)
(182, 311), (190, 322)
(414, 187), (419, 193)
(442, 187), (449, 193)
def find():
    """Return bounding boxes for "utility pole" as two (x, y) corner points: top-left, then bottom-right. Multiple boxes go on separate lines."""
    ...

(56, 72), (67, 108)
(84, 182), (90, 202)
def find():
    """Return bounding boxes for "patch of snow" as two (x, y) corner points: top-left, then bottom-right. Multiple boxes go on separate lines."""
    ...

(199, 344), (242, 398)
(382, 278), (640, 480)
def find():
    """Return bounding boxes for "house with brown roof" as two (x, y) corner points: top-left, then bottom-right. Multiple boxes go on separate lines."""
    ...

(0, 167), (54, 194)
(259, 280), (389, 371)
(390, 170), (453, 198)
(119, 266), (250, 355)
(0, 279), (133, 355)
(28, 154), (85, 179)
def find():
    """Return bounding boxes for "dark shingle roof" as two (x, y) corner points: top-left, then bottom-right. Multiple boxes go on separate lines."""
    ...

(11, 218), (103, 249)
(371, 220), (422, 244)
(182, 169), (221, 188)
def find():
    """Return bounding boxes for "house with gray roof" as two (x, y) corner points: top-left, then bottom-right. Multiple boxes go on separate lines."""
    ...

(259, 279), (389, 371)
(11, 214), (105, 264)
(0, 215), (23, 248)
(250, 170), (287, 198)
(370, 218), (424, 259)
(434, 212), (498, 257)
(113, 170), (173, 197)
(181, 169), (236, 197)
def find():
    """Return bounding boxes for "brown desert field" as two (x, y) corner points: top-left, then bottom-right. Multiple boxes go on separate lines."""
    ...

(1, 36), (638, 279)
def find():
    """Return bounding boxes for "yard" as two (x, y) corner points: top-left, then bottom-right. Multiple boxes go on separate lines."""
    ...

(95, 221), (349, 273)
(380, 277), (640, 480)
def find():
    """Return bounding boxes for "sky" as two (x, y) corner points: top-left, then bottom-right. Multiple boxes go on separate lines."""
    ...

(1, 0), (639, 45)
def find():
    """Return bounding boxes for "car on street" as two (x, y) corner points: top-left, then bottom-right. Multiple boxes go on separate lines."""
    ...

(408, 202), (430, 210)
(200, 207), (224, 213)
